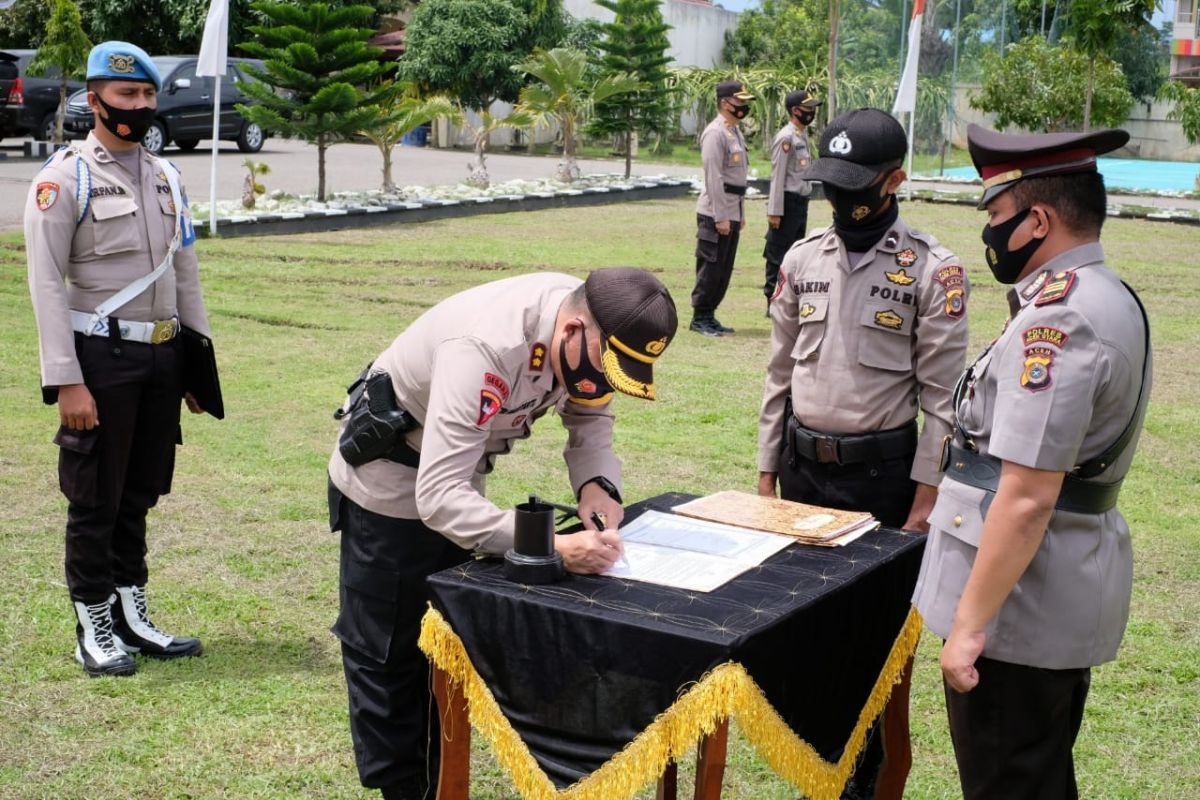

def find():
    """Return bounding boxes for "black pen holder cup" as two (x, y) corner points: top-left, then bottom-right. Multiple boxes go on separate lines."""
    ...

(504, 501), (564, 584)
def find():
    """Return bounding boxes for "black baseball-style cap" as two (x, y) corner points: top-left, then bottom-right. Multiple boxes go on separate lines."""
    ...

(716, 79), (754, 101)
(801, 108), (907, 190)
(785, 90), (822, 110)
(967, 123), (1130, 208)
(584, 268), (678, 401)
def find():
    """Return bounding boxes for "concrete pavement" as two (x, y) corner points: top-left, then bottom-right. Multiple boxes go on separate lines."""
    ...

(0, 137), (699, 233)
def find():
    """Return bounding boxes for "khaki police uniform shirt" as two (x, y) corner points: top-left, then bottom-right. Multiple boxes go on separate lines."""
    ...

(766, 122), (812, 217)
(328, 273), (623, 555)
(695, 115), (748, 223)
(913, 243), (1149, 669)
(25, 132), (210, 389)
(758, 218), (970, 486)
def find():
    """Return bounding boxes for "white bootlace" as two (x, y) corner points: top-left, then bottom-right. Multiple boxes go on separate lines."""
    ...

(84, 600), (124, 657)
(127, 586), (167, 636)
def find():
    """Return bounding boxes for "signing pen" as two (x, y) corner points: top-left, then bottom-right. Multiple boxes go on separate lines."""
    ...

(592, 512), (630, 569)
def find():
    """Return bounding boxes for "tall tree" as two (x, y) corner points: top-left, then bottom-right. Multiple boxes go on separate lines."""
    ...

(237, 1), (396, 201)
(399, 0), (529, 110)
(722, 0), (828, 74)
(587, 0), (674, 179)
(26, 0), (91, 144)
(515, 47), (640, 182)
(1063, 0), (1156, 131)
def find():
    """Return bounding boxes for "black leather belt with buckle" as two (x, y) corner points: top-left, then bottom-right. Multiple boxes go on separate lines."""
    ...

(787, 417), (918, 466)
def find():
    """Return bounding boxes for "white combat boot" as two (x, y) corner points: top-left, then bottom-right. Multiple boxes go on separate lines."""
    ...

(111, 585), (203, 659)
(73, 596), (137, 677)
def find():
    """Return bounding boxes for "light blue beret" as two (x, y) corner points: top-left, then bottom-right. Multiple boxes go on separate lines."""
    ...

(86, 41), (160, 91)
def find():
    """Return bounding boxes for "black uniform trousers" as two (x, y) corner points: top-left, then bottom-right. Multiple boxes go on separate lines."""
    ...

(328, 481), (472, 793)
(691, 213), (739, 314)
(946, 656), (1090, 800)
(59, 332), (182, 604)
(776, 415), (918, 800)
(762, 191), (810, 298)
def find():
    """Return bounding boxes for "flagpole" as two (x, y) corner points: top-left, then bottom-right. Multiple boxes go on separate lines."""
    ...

(209, 74), (220, 235)
(905, 111), (915, 202)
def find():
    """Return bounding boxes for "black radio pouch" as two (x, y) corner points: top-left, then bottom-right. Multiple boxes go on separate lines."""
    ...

(335, 366), (418, 466)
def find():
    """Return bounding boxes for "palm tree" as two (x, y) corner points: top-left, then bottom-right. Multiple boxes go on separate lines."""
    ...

(452, 105), (534, 189)
(360, 80), (458, 192)
(514, 48), (642, 183)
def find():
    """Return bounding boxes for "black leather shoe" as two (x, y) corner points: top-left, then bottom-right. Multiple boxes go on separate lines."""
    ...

(711, 317), (736, 334)
(688, 318), (723, 337)
(73, 597), (138, 677)
(112, 586), (203, 659)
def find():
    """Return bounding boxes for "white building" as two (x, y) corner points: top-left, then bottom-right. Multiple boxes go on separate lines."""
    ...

(563, 0), (740, 69)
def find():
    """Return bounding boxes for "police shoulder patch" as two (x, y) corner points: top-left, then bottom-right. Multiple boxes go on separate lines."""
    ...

(35, 182), (60, 211)
(484, 372), (510, 402)
(1034, 270), (1077, 306)
(781, 140), (792, 153)
(1022, 326), (1069, 349)
(1020, 347), (1055, 392)
(477, 389), (502, 427)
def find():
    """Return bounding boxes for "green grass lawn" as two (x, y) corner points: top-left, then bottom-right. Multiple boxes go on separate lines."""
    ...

(0, 198), (1196, 799)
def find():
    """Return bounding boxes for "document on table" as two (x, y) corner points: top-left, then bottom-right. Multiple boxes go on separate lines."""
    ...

(603, 510), (794, 592)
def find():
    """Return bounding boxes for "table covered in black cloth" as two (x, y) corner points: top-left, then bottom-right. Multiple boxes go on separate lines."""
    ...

(419, 493), (926, 800)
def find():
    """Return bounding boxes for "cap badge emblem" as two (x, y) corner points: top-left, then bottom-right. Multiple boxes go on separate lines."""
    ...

(645, 336), (668, 356)
(829, 131), (852, 155)
(108, 54), (137, 74)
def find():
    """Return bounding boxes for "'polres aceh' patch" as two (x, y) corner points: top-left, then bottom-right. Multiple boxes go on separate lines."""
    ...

(934, 263), (966, 319)
(1020, 347), (1056, 392)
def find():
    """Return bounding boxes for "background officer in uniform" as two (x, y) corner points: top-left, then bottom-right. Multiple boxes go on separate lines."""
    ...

(25, 42), (209, 678)
(690, 79), (753, 337)
(763, 89), (820, 306)
(327, 268), (677, 800)
(757, 108), (970, 797)
(912, 125), (1151, 799)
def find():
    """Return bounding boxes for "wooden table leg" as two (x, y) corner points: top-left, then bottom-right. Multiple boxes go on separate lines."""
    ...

(656, 761), (678, 800)
(874, 654), (914, 800)
(692, 717), (729, 800)
(433, 665), (471, 800)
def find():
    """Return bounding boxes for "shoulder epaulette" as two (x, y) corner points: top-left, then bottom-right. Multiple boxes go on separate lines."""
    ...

(1034, 269), (1078, 306)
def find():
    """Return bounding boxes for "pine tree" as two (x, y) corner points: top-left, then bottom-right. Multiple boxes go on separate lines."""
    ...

(236, 1), (396, 200)
(586, 0), (673, 179)
(26, 0), (91, 144)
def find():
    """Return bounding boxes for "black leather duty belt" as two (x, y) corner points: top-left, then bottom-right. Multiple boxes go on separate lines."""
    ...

(941, 442), (1121, 515)
(722, 182), (747, 196)
(787, 417), (917, 466)
(387, 439), (421, 469)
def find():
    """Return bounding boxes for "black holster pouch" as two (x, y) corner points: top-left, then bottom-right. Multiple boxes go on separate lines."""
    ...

(334, 365), (418, 466)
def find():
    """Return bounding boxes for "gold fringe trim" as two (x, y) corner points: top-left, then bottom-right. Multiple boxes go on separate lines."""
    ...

(419, 605), (923, 800)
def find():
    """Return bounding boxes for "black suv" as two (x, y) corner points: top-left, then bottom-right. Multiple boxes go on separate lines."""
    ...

(0, 49), (86, 142)
(63, 55), (269, 155)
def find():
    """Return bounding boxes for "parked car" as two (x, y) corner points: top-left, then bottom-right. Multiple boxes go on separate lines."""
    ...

(0, 49), (86, 142)
(63, 55), (270, 155)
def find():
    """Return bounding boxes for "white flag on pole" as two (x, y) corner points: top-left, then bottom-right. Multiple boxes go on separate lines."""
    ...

(893, 0), (924, 114)
(197, 0), (230, 77)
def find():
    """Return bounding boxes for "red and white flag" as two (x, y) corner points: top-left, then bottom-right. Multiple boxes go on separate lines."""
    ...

(893, 0), (924, 114)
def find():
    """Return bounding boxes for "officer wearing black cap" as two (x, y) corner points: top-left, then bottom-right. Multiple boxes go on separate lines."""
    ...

(690, 78), (753, 337)
(25, 41), (209, 678)
(763, 89), (821, 305)
(758, 108), (969, 797)
(913, 124), (1151, 799)
(327, 268), (677, 800)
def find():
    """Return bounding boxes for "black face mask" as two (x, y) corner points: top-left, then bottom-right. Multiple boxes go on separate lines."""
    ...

(727, 102), (749, 120)
(559, 326), (613, 403)
(825, 172), (895, 227)
(94, 94), (156, 143)
(794, 109), (815, 126)
(982, 207), (1045, 284)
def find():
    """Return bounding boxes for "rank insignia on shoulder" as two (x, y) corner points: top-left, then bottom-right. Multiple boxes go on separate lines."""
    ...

(36, 182), (60, 211)
(799, 302), (816, 318)
(484, 372), (510, 402)
(1022, 326), (1068, 349)
(1034, 270), (1077, 306)
(894, 248), (918, 268)
(477, 389), (502, 427)
(885, 268), (916, 286)
(875, 309), (904, 329)
(529, 343), (547, 371)
(1021, 347), (1055, 392)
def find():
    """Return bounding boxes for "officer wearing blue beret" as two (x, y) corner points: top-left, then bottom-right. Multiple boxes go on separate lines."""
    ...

(25, 41), (212, 677)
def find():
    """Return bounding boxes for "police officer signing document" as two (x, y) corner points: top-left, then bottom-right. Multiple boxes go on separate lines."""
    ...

(763, 89), (820, 305)
(327, 269), (677, 800)
(690, 79), (753, 337)
(913, 126), (1151, 799)
(25, 42), (209, 678)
